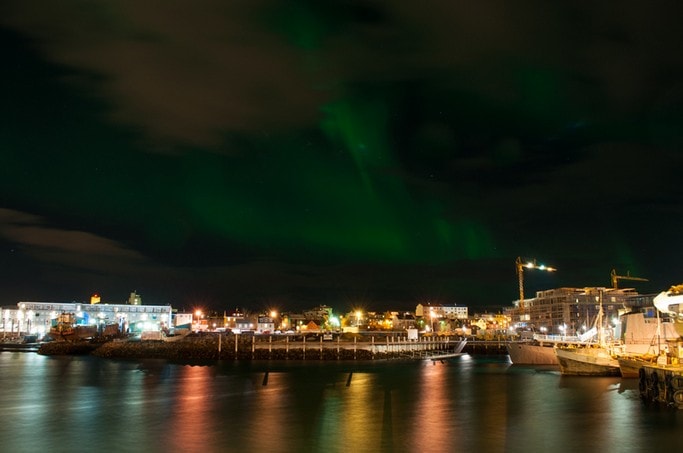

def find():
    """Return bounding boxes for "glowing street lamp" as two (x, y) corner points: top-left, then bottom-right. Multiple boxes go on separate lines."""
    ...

(194, 310), (204, 332)
(270, 310), (279, 331)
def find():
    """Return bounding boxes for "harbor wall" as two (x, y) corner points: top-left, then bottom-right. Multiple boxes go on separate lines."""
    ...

(36, 333), (505, 361)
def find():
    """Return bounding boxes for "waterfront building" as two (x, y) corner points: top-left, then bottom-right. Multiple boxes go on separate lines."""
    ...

(504, 286), (655, 336)
(415, 303), (468, 320)
(257, 314), (275, 333)
(392, 312), (417, 330)
(303, 305), (333, 325)
(1, 299), (173, 337)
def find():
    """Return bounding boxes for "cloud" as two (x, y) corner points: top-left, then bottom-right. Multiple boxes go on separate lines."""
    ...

(3, 1), (681, 152)
(0, 208), (147, 273)
(1, 1), (325, 149)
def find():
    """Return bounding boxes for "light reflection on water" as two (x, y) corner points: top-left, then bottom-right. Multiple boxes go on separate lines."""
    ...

(1, 353), (682, 453)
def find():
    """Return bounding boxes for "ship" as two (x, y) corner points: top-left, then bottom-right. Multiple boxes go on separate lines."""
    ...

(554, 289), (621, 376)
(555, 344), (622, 376)
(615, 309), (677, 377)
(617, 354), (658, 378)
(509, 310), (671, 369)
(638, 285), (683, 408)
(507, 332), (591, 365)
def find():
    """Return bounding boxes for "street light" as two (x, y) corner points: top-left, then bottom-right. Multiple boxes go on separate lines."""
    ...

(270, 310), (278, 331)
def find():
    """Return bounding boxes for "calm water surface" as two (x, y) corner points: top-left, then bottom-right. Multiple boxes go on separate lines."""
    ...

(1, 352), (681, 453)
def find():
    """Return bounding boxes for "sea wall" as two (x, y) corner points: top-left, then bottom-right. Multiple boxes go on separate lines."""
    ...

(37, 333), (486, 361)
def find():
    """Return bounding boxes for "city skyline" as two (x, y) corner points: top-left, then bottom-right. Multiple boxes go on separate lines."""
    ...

(1, 3), (681, 313)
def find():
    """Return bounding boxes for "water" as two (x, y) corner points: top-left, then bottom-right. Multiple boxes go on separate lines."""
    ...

(1, 353), (681, 453)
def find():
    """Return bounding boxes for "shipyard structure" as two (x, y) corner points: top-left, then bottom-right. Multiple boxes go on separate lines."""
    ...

(504, 286), (655, 336)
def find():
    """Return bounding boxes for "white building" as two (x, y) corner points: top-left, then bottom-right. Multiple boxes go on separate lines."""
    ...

(415, 303), (469, 320)
(0, 300), (173, 337)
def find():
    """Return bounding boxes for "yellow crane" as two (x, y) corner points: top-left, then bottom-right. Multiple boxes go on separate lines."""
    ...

(610, 269), (648, 289)
(516, 257), (556, 312)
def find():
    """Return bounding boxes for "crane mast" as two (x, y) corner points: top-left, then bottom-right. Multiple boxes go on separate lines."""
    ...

(516, 257), (556, 313)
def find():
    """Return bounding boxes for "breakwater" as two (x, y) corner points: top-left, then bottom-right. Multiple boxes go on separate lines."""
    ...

(37, 333), (507, 361)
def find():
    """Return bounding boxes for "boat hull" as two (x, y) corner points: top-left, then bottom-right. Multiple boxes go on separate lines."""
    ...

(617, 355), (658, 378)
(555, 347), (621, 376)
(507, 342), (558, 365)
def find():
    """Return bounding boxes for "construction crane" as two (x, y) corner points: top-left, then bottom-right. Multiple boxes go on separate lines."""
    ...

(516, 257), (556, 311)
(610, 269), (648, 289)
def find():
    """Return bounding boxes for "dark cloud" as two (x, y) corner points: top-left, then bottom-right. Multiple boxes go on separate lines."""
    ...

(0, 1), (682, 312)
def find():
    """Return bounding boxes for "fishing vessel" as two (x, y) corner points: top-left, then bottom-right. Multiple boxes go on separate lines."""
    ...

(509, 310), (668, 369)
(555, 289), (621, 376)
(555, 344), (622, 376)
(615, 309), (677, 377)
(617, 354), (659, 378)
(638, 285), (683, 408)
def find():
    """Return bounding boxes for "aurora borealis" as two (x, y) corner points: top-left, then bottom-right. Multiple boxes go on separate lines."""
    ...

(1, 2), (682, 312)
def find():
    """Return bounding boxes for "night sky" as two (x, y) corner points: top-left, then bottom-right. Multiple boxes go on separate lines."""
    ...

(1, 2), (682, 313)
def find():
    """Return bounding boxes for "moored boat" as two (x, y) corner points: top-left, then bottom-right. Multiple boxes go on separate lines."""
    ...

(617, 354), (658, 378)
(555, 345), (621, 376)
(638, 284), (683, 408)
(554, 289), (622, 376)
(507, 333), (588, 365)
(507, 341), (558, 365)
